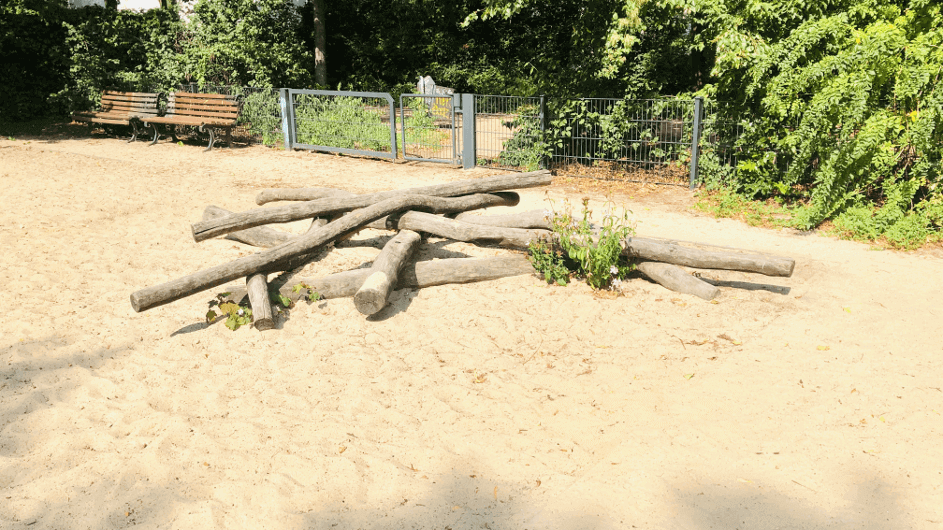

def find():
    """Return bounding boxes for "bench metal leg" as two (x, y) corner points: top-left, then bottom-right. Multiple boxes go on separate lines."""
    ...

(129, 120), (140, 143)
(148, 123), (160, 145)
(200, 125), (216, 152)
(169, 125), (179, 143)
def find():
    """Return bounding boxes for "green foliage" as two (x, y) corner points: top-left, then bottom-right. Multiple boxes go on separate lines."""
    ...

(293, 95), (393, 152)
(238, 89), (282, 146)
(291, 282), (321, 303)
(497, 105), (546, 171)
(528, 236), (572, 286)
(0, 0), (71, 120)
(690, 0), (943, 242)
(205, 293), (253, 331)
(694, 189), (791, 228)
(529, 199), (636, 290)
(186, 0), (314, 88)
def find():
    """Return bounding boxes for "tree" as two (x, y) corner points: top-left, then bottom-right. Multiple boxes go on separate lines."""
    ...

(312, 0), (326, 86)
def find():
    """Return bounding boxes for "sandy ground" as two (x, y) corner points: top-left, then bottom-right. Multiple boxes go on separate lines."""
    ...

(1, 131), (942, 530)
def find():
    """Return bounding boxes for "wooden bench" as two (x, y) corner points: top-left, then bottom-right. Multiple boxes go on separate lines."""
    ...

(141, 92), (241, 151)
(72, 90), (161, 142)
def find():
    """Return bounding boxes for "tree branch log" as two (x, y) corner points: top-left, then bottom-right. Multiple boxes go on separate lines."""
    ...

(354, 230), (422, 315)
(394, 211), (551, 249)
(256, 187), (355, 205)
(635, 261), (720, 300)
(625, 238), (795, 277)
(193, 171), (550, 241)
(454, 209), (552, 229)
(246, 273), (275, 330)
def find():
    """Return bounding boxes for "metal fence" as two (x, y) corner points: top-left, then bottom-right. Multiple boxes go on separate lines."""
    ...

(399, 93), (458, 164)
(282, 89), (398, 159)
(546, 97), (702, 186)
(473, 95), (544, 171)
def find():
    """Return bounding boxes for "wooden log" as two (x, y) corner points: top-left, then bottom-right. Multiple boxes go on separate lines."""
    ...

(354, 230), (422, 315)
(203, 205), (293, 247)
(193, 170), (550, 241)
(394, 211), (552, 249)
(255, 170), (548, 206)
(220, 255), (536, 303)
(454, 209), (552, 230)
(131, 193), (519, 312)
(246, 273), (275, 330)
(256, 187), (355, 206)
(635, 261), (720, 300)
(625, 237), (795, 277)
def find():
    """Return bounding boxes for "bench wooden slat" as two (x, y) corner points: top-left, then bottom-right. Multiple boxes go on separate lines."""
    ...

(166, 105), (239, 116)
(171, 92), (234, 99)
(144, 116), (238, 127)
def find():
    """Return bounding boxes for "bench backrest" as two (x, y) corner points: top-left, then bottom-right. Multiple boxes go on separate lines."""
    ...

(100, 90), (160, 117)
(166, 92), (240, 124)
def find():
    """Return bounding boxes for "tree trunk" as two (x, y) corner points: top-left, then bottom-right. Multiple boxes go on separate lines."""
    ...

(312, 0), (327, 86)
(635, 261), (720, 300)
(132, 193), (520, 312)
(394, 211), (551, 249)
(354, 230), (422, 315)
(221, 255), (535, 303)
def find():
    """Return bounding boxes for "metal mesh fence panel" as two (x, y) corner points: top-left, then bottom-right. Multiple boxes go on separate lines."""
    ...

(400, 94), (457, 163)
(289, 90), (397, 159)
(473, 95), (543, 171)
(546, 98), (696, 185)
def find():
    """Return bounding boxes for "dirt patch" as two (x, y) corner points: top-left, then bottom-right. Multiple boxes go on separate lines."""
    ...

(1, 134), (942, 530)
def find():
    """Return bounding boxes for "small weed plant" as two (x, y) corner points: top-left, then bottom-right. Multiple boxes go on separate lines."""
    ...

(529, 198), (636, 290)
(205, 283), (321, 331)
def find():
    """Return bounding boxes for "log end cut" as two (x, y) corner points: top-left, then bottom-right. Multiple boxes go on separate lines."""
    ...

(354, 271), (392, 316)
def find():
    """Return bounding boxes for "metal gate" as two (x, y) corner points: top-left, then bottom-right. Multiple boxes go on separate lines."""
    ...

(399, 93), (460, 164)
(280, 89), (398, 159)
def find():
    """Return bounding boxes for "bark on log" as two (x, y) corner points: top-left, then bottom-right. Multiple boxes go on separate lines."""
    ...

(203, 206), (294, 247)
(454, 209), (552, 230)
(354, 230), (422, 315)
(394, 211), (552, 249)
(635, 261), (720, 301)
(131, 193), (519, 312)
(246, 273), (275, 330)
(221, 255), (535, 303)
(193, 170), (549, 241)
(625, 237), (795, 277)
(256, 187), (355, 206)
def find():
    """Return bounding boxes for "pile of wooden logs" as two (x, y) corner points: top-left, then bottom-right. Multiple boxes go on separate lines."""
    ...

(130, 170), (795, 330)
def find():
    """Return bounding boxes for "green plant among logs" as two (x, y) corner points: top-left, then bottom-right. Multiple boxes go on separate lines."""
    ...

(529, 198), (636, 290)
(205, 292), (254, 331)
(292, 282), (321, 302)
(204, 283), (321, 331)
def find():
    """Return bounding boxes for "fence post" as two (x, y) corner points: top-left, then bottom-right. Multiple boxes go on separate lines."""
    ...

(279, 88), (293, 151)
(461, 93), (476, 170)
(689, 96), (704, 190)
(539, 94), (547, 170)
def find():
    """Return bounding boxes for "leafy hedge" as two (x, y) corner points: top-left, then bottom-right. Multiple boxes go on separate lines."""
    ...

(0, 0), (313, 121)
(695, 0), (943, 241)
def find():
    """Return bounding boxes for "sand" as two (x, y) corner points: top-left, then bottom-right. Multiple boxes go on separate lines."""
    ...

(1, 132), (941, 529)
